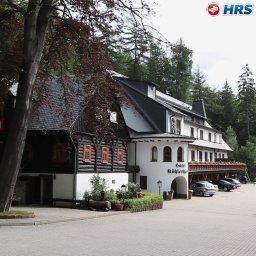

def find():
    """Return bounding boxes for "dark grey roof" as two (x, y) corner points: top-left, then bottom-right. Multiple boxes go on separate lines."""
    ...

(115, 77), (206, 120)
(29, 77), (87, 130)
(115, 77), (167, 133)
(192, 100), (207, 118)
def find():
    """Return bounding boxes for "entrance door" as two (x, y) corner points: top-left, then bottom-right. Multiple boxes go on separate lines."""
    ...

(140, 176), (147, 190)
(42, 176), (53, 205)
(171, 179), (177, 197)
(26, 176), (41, 205)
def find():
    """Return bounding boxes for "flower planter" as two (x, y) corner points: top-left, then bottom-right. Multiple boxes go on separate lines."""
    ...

(115, 203), (124, 211)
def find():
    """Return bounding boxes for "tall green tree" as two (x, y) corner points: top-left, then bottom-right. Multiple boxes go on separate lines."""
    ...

(191, 66), (207, 101)
(226, 126), (239, 158)
(168, 38), (193, 101)
(220, 81), (237, 131)
(238, 137), (256, 179)
(237, 64), (256, 143)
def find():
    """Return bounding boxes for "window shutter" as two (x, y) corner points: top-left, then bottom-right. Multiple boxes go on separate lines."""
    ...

(52, 144), (67, 163)
(83, 145), (92, 163)
(101, 147), (109, 164)
(117, 148), (124, 165)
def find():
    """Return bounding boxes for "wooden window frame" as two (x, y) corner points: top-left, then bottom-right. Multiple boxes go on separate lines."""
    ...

(52, 144), (68, 163)
(117, 148), (124, 165)
(83, 145), (92, 164)
(101, 147), (109, 164)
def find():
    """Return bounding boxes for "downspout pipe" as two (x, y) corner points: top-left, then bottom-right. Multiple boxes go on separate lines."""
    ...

(69, 132), (78, 202)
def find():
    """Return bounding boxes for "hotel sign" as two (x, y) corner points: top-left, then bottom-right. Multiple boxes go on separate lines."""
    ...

(167, 163), (188, 174)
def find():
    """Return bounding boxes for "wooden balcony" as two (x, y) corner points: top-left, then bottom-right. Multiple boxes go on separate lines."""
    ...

(189, 161), (246, 173)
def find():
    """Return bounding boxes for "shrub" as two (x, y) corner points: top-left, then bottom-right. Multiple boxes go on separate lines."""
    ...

(124, 193), (163, 212)
(90, 174), (108, 201)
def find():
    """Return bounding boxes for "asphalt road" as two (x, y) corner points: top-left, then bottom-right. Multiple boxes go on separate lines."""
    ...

(1, 184), (256, 256)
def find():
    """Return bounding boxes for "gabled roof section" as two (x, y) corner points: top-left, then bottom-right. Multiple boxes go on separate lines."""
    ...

(115, 77), (167, 133)
(28, 77), (87, 130)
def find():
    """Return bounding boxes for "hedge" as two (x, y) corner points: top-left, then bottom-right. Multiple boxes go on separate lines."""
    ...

(124, 193), (163, 212)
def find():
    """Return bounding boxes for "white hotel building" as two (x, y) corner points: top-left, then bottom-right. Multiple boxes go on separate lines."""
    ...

(115, 76), (246, 198)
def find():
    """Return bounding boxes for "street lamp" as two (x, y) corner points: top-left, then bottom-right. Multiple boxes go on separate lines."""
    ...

(157, 180), (162, 195)
(121, 184), (127, 204)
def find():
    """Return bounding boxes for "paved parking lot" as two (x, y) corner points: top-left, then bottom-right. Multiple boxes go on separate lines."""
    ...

(0, 184), (255, 256)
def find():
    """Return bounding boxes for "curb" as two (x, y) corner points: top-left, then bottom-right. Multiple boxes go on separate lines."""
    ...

(0, 211), (128, 227)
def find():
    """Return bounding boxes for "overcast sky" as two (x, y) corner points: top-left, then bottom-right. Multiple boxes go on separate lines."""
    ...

(151, 0), (256, 93)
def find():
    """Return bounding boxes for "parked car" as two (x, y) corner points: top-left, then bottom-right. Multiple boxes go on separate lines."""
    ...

(215, 180), (234, 191)
(200, 181), (218, 192)
(191, 181), (216, 197)
(224, 178), (241, 188)
(237, 175), (249, 184)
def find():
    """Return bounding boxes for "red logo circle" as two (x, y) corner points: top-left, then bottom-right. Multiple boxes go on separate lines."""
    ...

(207, 3), (220, 16)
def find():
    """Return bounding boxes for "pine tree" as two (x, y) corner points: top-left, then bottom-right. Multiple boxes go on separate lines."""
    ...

(168, 38), (193, 101)
(237, 64), (256, 142)
(191, 66), (207, 101)
(220, 81), (237, 131)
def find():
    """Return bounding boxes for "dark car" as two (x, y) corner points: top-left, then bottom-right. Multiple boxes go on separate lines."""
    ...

(224, 178), (241, 188)
(238, 175), (249, 184)
(215, 180), (234, 192)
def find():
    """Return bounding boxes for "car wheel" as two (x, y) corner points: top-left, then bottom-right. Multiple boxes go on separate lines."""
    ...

(223, 187), (228, 192)
(200, 191), (204, 197)
(209, 194), (213, 197)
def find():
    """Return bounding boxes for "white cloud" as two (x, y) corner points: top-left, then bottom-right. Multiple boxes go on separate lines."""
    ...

(151, 0), (256, 93)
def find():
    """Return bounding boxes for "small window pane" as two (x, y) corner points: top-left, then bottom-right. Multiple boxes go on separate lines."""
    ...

(151, 147), (158, 162)
(163, 147), (172, 162)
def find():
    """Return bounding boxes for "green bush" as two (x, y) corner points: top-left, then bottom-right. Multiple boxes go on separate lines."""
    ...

(124, 193), (163, 212)
(90, 174), (108, 201)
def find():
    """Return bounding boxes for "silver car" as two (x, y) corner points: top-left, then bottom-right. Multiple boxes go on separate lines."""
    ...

(191, 181), (216, 197)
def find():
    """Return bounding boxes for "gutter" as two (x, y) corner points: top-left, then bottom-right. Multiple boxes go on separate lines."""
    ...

(68, 132), (78, 201)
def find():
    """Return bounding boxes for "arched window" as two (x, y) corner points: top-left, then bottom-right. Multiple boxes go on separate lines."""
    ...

(177, 147), (183, 162)
(163, 146), (172, 162)
(151, 146), (158, 162)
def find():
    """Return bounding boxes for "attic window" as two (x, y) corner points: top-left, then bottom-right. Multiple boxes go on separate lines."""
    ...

(101, 147), (109, 164)
(52, 144), (68, 163)
(109, 111), (117, 123)
(117, 148), (124, 165)
(83, 145), (92, 164)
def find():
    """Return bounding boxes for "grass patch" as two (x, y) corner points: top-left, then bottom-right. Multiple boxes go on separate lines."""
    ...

(124, 193), (163, 212)
(0, 210), (35, 219)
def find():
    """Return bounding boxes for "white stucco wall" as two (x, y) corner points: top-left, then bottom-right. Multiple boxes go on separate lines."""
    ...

(53, 174), (74, 200)
(76, 173), (129, 200)
(132, 140), (189, 196)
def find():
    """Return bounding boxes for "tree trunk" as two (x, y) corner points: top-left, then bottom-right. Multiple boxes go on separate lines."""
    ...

(0, 0), (52, 212)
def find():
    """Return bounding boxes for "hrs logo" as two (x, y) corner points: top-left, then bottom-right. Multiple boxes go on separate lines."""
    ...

(207, 3), (253, 16)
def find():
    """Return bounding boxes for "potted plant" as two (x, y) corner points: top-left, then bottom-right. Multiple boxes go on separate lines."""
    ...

(115, 201), (124, 211)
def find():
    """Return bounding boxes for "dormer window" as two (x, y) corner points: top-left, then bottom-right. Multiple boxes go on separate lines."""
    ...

(208, 133), (212, 142)
(190, 127), (194, 137)
(176, 119), (181, 134)
(200, 130), (204, 140)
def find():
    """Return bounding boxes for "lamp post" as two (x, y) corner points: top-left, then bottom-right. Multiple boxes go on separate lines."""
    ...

(121, 184), (127, 204)
(157, 180), (162, 195)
